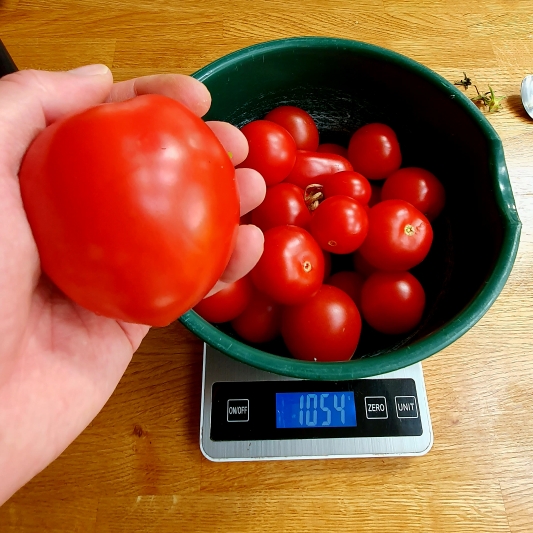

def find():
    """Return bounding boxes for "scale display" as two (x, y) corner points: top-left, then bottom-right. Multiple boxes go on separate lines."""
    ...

(275, 391), (357, 428)
(201, 345), (433, 461)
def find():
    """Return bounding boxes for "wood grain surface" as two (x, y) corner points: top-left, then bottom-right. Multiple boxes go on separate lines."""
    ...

(1, 1), (533, 531)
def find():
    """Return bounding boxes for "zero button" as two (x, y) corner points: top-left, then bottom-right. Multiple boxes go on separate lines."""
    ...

(364, 396), (388, 419)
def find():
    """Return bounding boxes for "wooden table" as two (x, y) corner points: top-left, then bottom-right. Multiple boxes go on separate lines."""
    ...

(2, 1), (533, 531)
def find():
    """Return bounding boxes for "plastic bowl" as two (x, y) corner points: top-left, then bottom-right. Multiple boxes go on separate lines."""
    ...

(179, 37), (521, 380)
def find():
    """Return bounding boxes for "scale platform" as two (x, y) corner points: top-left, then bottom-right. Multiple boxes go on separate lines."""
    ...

(200, 344), (433, 462)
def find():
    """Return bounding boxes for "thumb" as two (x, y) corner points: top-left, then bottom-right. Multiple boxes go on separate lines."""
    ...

(0, 65), (113, 176)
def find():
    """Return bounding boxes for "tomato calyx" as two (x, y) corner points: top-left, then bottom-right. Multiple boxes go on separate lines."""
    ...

(404, 224), (415, 236)
(304, 183), (324, 211)
(404, 222), (426, 236)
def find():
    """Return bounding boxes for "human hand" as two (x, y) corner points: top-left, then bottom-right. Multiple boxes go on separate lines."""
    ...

(0, 65), (265, 505)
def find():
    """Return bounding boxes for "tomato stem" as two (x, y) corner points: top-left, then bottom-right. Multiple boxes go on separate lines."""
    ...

(304, 183), (324, 211)
(303, 260), (312, 273)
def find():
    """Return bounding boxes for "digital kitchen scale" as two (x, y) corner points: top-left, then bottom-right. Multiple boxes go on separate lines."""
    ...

(200, 344), (433, 461)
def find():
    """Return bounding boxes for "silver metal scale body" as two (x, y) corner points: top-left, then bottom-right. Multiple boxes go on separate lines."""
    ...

(200, 344), (433, 462)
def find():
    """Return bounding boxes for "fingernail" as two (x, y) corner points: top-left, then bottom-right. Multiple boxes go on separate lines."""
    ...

(68, 64), (110, 76)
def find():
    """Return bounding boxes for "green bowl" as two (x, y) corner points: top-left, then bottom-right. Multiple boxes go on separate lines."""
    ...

(180, 37), (521, 380)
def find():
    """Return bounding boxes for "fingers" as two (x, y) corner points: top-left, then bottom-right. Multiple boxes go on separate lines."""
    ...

(107, 74), (211, 117)
(0, 66), (113, 175)
(205, 225), (264, 297)
(220, 224), (264, 283)
(0, 66), (113, 375)
(206, 121), (248, 166)
(235, 168), (266, 216)
(205, 122), (265, 216)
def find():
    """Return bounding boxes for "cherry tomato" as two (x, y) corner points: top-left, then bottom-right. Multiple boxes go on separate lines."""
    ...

(352, 251), (379, 278)
(239, 120), (297, 186)
(310, 196), (369, 254)
(281, 285), (362, 361)
(264, 106), (319, 151)
(325, 271), (364, 309)
(360, 271), (425, 334)
(250, 182), (311, 231)
(321, 170), (372, 205)
(323, 250), (332, 280)
(250, 225), (324, 305)
(317, 143), (348, 158)
(193, 276), (253, 324)
(358, 199), (433, 271)
(231, 291), (282, 344)
(381, 167), (446, 221)
(19, 94), (239, 326)
(284, 150), (353, 189)
(368, 183), (382, 207)
(348, 123), (402, 180)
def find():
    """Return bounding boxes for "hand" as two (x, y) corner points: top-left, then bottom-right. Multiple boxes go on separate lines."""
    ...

(0, 65), (265, 505)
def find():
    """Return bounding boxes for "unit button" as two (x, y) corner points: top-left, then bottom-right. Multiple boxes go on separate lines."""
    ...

(395, 396), (419, 419)
(364, 396), (388, 419)
(227, 399), (249, 422)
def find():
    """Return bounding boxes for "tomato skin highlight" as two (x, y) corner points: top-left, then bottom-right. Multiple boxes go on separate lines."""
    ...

(321, 170), (372, 205)
(264, 106), (319, 151)
(250, 225), (324, 305)
(310, 195), (369, 254)
(231, 290), (282, 344)
(381, 167), (446, 221)
(193, 276), (253, 323)
(239, 120), (297, 186)
(348, 123), (402, 180)
(284, 150), (353, 189)
(360, 271), (426, 334)
(358, 199), (433, 271)
(281, 285), (362, 362)
(19, 94), (239, 326)
(250, 182), (311, 232)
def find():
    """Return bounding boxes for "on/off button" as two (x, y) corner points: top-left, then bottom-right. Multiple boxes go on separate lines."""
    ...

(227, 399), (249, 422)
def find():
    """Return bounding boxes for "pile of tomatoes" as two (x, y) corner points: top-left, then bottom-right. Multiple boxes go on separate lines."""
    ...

(194, 106), (446, 362)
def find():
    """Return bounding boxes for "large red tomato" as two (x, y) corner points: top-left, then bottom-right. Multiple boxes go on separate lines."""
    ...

(264, 105), (319, 151)
(358, 199), (433, 271)
(281, 285), (362, 362)
(348, 123), (402, 180)
(238, 120), (297, 186)
(250, 225), (324, 305)
(19, 94), (239, 326)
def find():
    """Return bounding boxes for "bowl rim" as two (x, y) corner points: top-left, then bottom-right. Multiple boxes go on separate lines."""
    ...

(180, 36), (522, 380)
